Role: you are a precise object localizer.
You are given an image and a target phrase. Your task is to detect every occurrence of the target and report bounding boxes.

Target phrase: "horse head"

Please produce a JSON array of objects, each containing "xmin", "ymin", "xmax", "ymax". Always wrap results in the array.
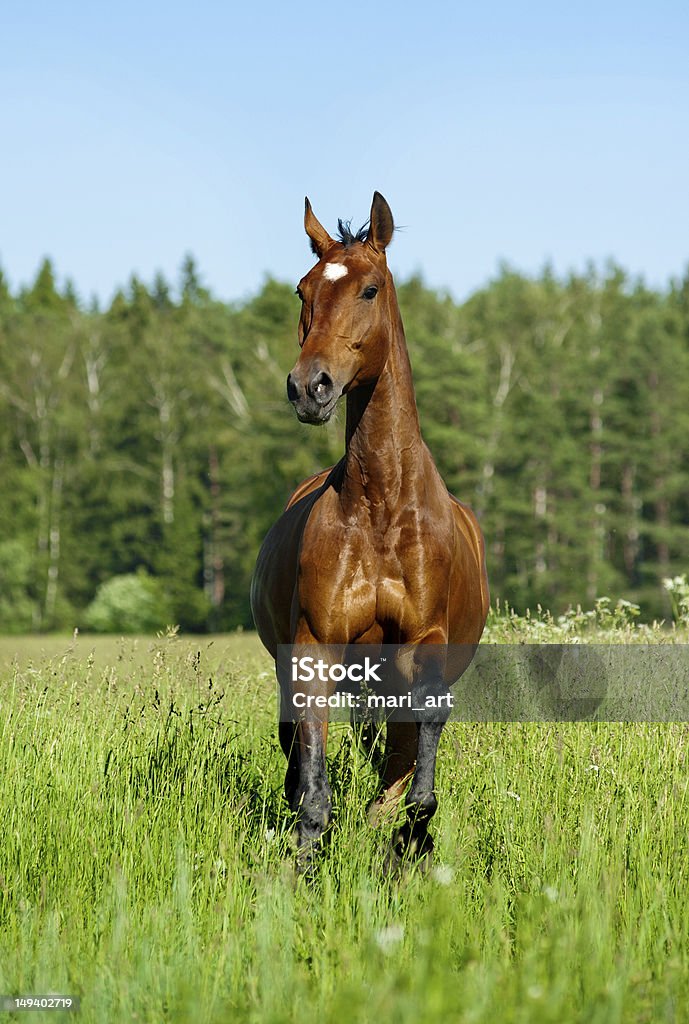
[{"xmin": 287, "ymin": 191, "xmax": 395, "ymax": 424}]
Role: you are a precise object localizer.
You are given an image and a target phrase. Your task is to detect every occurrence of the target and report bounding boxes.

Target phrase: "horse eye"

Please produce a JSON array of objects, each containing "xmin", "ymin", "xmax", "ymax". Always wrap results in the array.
[
  {"xmin": 362, "ymin": 285, "xmax": 378, "ymax": 300},
  {"xmin": 295, "ymin": 287, "xmax": 304, "ymax": 300}
]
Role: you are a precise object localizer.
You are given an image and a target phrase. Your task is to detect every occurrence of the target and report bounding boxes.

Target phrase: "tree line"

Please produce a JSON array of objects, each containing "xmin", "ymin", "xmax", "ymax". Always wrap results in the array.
[{"xmin": 0, "ymin": 255, "xmax": 687, "ymax": 632}]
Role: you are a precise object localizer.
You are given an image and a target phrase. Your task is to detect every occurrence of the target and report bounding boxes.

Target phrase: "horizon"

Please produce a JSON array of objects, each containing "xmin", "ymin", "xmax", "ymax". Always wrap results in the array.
[{"xmin": 4, "ymin": 248, "xmax": 689, "ymax": 311}]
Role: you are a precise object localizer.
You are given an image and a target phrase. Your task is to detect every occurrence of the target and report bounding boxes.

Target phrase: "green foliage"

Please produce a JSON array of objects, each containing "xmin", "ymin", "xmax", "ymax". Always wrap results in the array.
[
  {"xmin": 483, "ymin": 595, "xmax": 660, "ymax": 644},
  {"xmin": 83, "ymin": 570, "xmax": 173, "ymax": 634},
  {"xmin": 0, "ymin": 256, "xmax": 688, "ymax": 632},
  {"xmin": 0, "ymin": 539, "xmax": 35, "ymax": 632},
  {"xmin": 1, "ymin": 633, "xmax": 689, "ymax": 1022}
]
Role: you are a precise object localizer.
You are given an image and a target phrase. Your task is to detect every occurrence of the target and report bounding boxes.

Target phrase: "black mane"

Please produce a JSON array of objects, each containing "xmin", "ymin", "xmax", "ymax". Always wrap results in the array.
[{"xmin": 337, "ymin": 218, "xmax": 369, "ymax": 246}]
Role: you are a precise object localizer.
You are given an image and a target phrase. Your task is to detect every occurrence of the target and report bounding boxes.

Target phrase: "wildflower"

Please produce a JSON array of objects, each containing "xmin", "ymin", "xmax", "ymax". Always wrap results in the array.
[
  {"xmin": 431, "ymin": 865, "xmax": 454, "ymax": 886},
  {"xmin": 375, "ymin": 924, "xmax": 405, "ymax": 954}
]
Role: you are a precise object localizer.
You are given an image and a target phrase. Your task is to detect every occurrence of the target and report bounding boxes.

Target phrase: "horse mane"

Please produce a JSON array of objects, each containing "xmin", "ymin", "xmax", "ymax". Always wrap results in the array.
[{"xmin": 337, "ymin": 219, "xmax": 370, "ymax": 247}]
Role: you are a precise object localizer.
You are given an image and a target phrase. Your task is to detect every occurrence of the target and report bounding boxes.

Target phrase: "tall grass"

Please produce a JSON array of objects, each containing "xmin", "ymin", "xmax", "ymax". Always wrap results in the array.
[{"xmin": 1, "ymin": 628, "xmax": 688, "ymax": 1022}]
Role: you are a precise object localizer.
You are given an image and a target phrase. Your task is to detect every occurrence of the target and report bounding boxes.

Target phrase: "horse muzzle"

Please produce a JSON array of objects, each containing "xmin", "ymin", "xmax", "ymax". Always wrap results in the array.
[{"xmin": 287, "ymin": 369, "xmax": 340, "ymax": 424}]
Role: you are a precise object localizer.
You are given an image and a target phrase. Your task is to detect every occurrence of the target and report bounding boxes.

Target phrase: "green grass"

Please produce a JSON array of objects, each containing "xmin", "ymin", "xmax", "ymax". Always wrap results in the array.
[{"xmin": 1, "ymin": 627, "xmax": 688, "ymax": 1022}]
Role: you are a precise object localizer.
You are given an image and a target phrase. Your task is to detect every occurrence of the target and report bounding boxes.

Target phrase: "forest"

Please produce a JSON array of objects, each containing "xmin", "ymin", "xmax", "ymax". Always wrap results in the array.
[{"xmin": 0, "ymin": 255, "xmax": 687, "ymax": 633}]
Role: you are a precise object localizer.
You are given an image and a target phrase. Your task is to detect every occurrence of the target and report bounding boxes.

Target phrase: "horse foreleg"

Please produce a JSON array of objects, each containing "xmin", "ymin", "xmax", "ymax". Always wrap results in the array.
[
  {"xmin": 389, "ymin": 674, "xmax": 452, "ymax": 867},
  {"xmin": 278, "ymin": 665, "xmax": 331, "ymax": 869},
  {"xmin": 293, "ymin": 716, "xmax": 332, "ymax": 870},
  {"xmin": 286, "ymin": 630, "xmax": 338, "ymax": 868}
]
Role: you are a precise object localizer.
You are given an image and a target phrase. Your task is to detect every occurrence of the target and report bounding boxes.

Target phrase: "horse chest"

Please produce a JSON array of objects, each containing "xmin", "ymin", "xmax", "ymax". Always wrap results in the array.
[{"xmin": 297, "ymin": 509, "xmax": 444, "ymax": 642}]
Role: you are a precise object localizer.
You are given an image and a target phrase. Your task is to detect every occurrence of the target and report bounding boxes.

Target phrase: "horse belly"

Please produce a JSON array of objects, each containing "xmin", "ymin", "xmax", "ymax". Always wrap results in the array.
[{"xmin": 446, "ymin": 502, "xmax": 490, "ymax": 644}]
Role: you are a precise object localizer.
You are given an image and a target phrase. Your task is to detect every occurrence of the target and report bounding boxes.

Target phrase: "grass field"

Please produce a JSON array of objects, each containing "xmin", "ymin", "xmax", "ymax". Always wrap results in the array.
[{"xmin": 1, "ymin": 623, "xmax": 689, "ymax": 1022}]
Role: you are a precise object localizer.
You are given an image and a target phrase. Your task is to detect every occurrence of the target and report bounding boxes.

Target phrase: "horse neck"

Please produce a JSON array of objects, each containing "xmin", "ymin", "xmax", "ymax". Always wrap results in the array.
[{"xmin": 342, "ymin": 278, "xmax": 423, "ymax": 509}]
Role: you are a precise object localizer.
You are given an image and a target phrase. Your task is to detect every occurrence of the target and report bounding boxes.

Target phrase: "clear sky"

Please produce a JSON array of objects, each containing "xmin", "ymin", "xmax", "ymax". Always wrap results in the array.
[{"xmin": 1, "ymin": 0, "xmax": 688, "ymax": 305}]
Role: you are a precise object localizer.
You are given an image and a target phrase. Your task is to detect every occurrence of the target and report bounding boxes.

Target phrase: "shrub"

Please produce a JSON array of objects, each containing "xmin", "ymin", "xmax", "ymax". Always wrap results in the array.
[{"xmin": 83, "ymin": 570, "xmax": 174, "ymax": 634}]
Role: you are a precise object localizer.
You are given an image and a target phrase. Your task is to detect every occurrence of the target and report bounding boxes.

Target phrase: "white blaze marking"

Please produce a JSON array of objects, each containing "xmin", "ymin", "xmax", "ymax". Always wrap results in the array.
[{"xmin": 323, "ymin": 262, "xmax": 348, "ymax": 282}]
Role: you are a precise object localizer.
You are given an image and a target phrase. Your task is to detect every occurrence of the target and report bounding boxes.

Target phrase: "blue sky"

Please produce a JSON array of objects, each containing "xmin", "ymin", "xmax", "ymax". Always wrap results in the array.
[{"xmin": 1, "ymin": 0, "xmax": 688, "ymax": 304}]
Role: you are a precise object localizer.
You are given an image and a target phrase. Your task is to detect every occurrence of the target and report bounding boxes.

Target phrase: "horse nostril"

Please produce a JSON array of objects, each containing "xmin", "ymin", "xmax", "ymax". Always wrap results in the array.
[
  {"xmin": 310, "ymin": 371, "xmax": 334, "ymax": 406},
  {"xmin": 286, "ymin": 373, "xmax": 300, "ymax": 403}
]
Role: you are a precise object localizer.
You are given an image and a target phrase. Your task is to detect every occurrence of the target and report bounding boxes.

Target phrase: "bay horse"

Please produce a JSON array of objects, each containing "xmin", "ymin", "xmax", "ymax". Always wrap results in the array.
[{"xmin": 251, "ymin": 192, "xmax": 489, "ymax": 868}]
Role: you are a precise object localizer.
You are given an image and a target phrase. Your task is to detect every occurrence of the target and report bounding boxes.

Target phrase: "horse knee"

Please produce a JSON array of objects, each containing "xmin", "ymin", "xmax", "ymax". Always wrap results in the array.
[{"xmin": 412, "ymin": 678, "xmax": 453, "ymax": 725}]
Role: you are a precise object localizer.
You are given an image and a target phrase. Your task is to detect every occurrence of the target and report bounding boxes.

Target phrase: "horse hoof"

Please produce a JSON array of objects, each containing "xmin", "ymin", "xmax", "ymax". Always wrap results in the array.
[
  {"xmin": 294, "ymin": 834, "xmax": 326, "ymax": 879},
  {"xmin": 295, "ymin": 854, "xmax": 318, "ymax": 882},
  {"xmin": 384, "ymin": 843, "xmax": 433, "ymax": 879},
  {"xmin": 384, "ymin": 826, "xmax": 434, "ymax": 876}
]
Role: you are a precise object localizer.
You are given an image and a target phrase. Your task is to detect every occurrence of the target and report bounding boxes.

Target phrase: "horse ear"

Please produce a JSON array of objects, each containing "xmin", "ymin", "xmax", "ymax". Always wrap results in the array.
[
  {"xmin": 304, "ymin": 198, "xmax": 333, "ymax": 258},
  {"xmin": 367, "ymin": 191, "xmax": 394, "ymax": 253}
]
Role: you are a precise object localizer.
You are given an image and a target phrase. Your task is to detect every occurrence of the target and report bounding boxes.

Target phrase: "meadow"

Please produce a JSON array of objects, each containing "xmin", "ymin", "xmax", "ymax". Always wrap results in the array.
[{"xmin": 1, "ymin": 611, "xmax": 689, "ymax": 1023}]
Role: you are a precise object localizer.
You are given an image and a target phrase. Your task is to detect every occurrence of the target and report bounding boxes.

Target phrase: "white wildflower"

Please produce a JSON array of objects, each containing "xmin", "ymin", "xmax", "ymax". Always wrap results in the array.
[
  {"xmin": 431, "ymin": 865, "xmax": 454, "ymax": 886},
  {"xmin": 375, "ymin": 924, "xmax": 405, "ymax": 954}
]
